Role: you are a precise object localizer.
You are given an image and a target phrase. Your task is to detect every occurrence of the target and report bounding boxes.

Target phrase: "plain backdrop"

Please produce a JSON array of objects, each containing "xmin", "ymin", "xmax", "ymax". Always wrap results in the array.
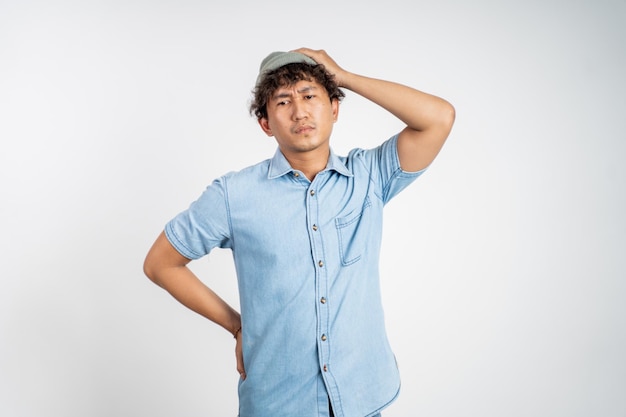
[{"xmin": 1, "ymin": 0, "xmax": 625, "ymax": 416}]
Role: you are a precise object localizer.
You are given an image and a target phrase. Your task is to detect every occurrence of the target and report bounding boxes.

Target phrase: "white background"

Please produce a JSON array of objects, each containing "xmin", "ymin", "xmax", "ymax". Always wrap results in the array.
[{"xmin": 1, "ymin": 0, "xmax": 625, "ymax": 416}]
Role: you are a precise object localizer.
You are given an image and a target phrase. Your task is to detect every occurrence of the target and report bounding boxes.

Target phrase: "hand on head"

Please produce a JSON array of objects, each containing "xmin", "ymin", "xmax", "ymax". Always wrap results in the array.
[{"xmin": 291, "ymin": 48, "xmax": 347, "ymax": 87}]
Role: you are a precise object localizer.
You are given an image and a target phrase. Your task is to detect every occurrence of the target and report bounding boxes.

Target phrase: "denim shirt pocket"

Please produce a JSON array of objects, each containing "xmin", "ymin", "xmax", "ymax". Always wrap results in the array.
[{"xmin": 335, "ymin": 197, "xmax": 372, "ymax": 266}]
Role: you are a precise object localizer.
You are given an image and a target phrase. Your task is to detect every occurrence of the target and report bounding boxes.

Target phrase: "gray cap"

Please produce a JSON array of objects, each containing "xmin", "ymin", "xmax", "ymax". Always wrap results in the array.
[{"xmin": 255, "ymin": 51, "xmax": 317, "ymax": 87}]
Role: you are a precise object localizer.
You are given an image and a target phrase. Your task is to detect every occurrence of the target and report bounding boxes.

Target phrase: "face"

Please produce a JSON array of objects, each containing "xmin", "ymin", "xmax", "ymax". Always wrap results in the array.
[{"xmin": 258, "ymin": 79, "xmax": 339, "ymax": 159}]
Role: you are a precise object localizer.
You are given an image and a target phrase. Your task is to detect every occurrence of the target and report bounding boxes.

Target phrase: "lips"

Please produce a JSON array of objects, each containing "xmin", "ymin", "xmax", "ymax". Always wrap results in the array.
[{"xmin": 295, "ymin": 125, "xmax": 314, "ymax": 134}]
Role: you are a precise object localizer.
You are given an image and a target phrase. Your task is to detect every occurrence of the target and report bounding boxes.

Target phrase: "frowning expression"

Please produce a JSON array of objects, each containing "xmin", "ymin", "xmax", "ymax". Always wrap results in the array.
[{"xmin": 259, "ymin": 79, "xmax": 339, "ymax": 157}]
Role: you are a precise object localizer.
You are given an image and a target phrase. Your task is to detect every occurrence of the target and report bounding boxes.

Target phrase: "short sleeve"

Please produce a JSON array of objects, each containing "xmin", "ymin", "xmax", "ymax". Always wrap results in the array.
[
  {"xmin": 164, "ymin": 177, "xmax": 232, "ymax": 260},
  {"xmin": 356, "ymin": 134, "xmax": 427, "ymax": 204}
]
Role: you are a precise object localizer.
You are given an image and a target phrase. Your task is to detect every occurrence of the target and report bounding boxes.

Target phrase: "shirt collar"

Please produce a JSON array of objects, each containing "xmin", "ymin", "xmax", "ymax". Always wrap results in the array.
[{"xmin": 268, "ymin": 147, "xmax": 353, "ymax": 179}]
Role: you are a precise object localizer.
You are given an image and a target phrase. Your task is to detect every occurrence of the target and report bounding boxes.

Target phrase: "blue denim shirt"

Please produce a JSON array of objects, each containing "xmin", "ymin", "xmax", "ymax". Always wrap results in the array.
[{"xmin": 165, "ymin": 134, "xmax": 424, "ymax": 417}]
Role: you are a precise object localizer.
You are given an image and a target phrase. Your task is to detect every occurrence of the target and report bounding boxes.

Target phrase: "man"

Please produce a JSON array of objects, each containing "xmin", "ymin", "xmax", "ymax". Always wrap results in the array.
[{"xmin": 144, "ymin": 48, "xmax": 454, "ymax": 417}]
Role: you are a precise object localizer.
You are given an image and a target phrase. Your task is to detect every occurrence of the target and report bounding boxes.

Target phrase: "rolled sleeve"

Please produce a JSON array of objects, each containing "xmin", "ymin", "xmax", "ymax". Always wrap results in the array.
[
  {"xmin": 165, "ymin": 177, "xmax": 232, "ymax": 260},
  {"xmin": 356, "ymin": 134, "xmax": 426, "ymax": 204}
]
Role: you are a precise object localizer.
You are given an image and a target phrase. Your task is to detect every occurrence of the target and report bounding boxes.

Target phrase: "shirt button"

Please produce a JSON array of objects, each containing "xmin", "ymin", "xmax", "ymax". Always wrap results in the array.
[
  {"xmin": 294, "ymin": 172, "xmax": 300, "ymax": 177},
  {"xmin": 312, "ymin": 224, "xmax": 318, "ymax": 231},
  {"xmin": 318, "ymin": 260, "xmax": 324, "ymax": 267},
  {"xmin": 320, "ymin": 297, "xmax": 326, "ymax": 304},
  {"xmin": 321, "ymin": 334, "xmax": 327, "ymax": 341},
  {"xmin": 323, "ymin": 364, "xmax": 328, "ymax": 372},
  {"xmin": 310, "ymin": 190, "xmax": 315, "ymax": 196}
]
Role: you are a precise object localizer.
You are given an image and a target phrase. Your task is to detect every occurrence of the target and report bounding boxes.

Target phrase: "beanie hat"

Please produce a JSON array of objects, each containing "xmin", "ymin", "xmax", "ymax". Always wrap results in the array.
[{"xmin": 255, "ymin": 51, "xmax": 317, "ymax": 87}]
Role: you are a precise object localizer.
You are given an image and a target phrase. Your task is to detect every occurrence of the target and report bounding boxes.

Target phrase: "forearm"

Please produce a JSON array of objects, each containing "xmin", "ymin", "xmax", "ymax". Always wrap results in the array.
[
  {"xmin": 151, "ymin": 266, "xmax": 241, "ymax": 336},
  {"xmin": 341, "ymin": 72, "xmax": 454, "ymax": 133},
  {"xmin": 144, "ymin": 231, "xmax": 245, "ymax": 377},
  {"xmin": 293, "ymin": 47, "xmax": 454, "ymax": 135},
  {"xmin": 342, "ymin": 70, "xmax": 454, "ymax": 171},
  {"xmin": 144, "ymin": 232, "xmax": 241, "ymax": 336}
]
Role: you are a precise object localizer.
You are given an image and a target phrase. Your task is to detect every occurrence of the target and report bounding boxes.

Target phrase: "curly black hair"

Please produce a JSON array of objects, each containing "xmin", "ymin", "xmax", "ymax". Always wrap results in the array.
[{"xmin": 249, "ymin": 62, "xmax": 345, "ymax": 120}]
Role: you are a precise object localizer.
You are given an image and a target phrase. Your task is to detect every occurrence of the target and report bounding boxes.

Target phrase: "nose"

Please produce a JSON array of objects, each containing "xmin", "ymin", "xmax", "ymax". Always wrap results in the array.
[{"xmin": 292, "ymin": 98, "xmax": 309, "ymax": 120}]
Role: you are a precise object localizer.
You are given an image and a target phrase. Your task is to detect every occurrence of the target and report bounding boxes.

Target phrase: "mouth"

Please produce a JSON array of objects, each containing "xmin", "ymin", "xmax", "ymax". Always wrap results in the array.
[{"xmin": 294, "ymin": 125, "xmax": 314, "ymax": 134}]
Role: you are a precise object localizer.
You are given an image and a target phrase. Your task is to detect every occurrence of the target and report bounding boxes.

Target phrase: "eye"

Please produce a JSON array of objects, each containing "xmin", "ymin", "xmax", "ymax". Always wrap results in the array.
[{"xmin": 304, "ymin": 95, "xmax": 315, "ymax": 100}]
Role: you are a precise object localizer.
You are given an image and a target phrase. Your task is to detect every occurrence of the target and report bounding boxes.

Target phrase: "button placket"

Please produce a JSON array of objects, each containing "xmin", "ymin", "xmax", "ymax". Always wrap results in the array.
[{"xmin": 306, "ymin": 183, "xmax": 331, "ymax": 377}]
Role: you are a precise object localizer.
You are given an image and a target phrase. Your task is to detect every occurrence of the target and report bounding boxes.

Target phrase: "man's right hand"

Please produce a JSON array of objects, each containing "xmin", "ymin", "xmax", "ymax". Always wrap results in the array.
[{"xmin": 235, "ymin": 328, "xmax": 246, "ymax": 380}]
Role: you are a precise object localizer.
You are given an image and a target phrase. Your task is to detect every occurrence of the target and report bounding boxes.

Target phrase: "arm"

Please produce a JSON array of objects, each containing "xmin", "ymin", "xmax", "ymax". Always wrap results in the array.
[
  {"xmin": 143, "ymin": 231, "xmax": 246, "ymax": 379},
  {"xmin": 294, "ymin": 48, "xmax": 455, "ymax": 172}
]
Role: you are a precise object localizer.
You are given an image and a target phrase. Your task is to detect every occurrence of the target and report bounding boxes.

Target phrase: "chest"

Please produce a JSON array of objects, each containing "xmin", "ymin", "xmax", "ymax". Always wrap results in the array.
[{"xmin": 227, "ymin": 173, "xmax": 382, "ymax": 262}]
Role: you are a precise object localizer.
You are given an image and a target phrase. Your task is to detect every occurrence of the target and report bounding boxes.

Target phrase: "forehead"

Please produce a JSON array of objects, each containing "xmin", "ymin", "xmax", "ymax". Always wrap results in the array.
[{"xmin": 271, "ymin": 80, "xmax": 326, "ymax": 98}]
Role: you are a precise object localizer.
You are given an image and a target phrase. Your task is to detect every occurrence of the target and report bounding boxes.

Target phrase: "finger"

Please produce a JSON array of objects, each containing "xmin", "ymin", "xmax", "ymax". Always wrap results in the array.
[
  {"xmin": 237, "ymin": 363, "xmax": 246, "ymax": 380},
  {"xmin": 291, "ymin": 47, "xmax": 315, "ymax": 54},
  {"xmin": 292, "ymin": 47, "xmax": 324, "ymax": 61},
  {"xmin": 236, "ymin": 337, "xmax": 246, "ymax": 379}
]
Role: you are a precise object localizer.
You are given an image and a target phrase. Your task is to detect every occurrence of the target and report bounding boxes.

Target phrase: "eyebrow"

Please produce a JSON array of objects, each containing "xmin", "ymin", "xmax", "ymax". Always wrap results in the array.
[{"xmin": 272, "ymin": 85, "xmax": 318, "ymax": 100}]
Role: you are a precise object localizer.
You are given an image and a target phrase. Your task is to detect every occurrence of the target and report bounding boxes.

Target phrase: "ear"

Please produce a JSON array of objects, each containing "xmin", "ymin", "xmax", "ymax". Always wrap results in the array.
[
  {"xmin": 331, "ymin": 98, "xmax": 339, "ymax": 123},
  {"xmin": 258, "ymin": 117, "xmax": 273, "ymax": 136}
]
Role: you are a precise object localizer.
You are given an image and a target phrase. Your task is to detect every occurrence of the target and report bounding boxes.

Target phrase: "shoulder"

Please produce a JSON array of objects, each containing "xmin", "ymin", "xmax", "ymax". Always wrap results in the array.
[
  {"xmin": 219, "ymin": 158, "xmax": 272, "ymax": 183},
  {"xmin": 341, "ymin": 134, "xmax": 400, "ymax": 171}
]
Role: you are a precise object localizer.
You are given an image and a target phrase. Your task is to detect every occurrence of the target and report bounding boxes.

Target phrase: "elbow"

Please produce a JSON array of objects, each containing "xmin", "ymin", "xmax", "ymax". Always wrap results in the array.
[
  {"xmin": 432, "ymin": 101, "xmax": 455, "ymax": 143},
  {"xmin": 143, "ymin": 231, "xmax": 190, "ymax": 287},
  {"xmin": 143, "ymin": 254, "xmax": 160, "ymax": 285},
  {"xmin": 442, "ymin": 101, "xmax": 456, "ymax": 133}
]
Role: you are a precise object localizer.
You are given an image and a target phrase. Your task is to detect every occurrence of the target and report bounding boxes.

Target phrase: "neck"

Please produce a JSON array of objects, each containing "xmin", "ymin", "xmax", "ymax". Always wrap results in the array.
[{"xmin": 282, "ymin": 148, "xmax": 330, "ymax": 181}]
